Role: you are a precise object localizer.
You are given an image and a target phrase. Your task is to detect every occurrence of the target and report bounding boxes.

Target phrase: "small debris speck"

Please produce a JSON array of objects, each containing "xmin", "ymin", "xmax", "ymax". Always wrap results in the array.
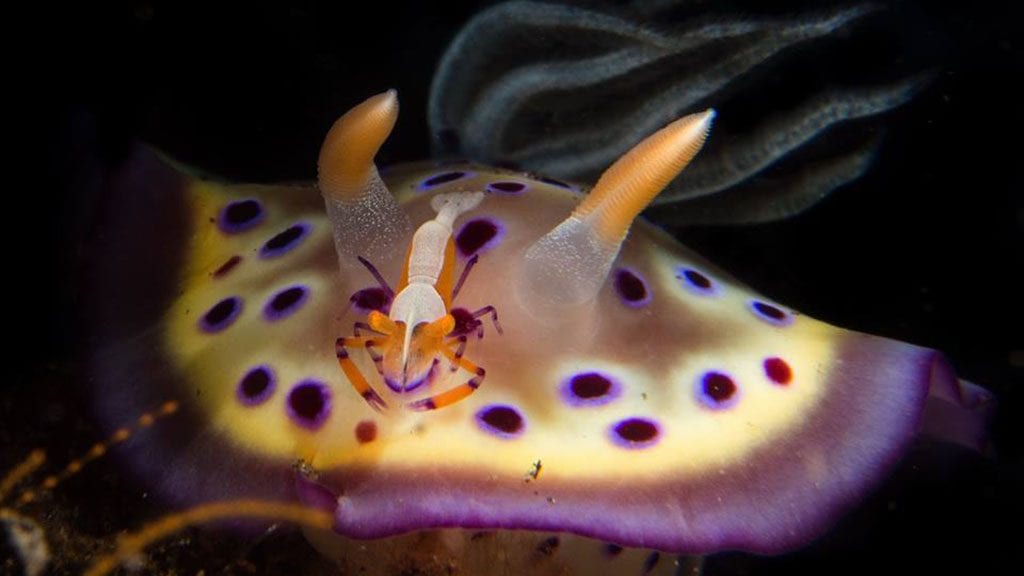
[{"xmin": 523, "ymin": 459, "xmax": 542, "ymax": 482}]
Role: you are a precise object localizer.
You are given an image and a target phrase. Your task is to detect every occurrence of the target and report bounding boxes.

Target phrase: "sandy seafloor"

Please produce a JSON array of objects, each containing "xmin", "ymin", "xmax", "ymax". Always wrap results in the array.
[{"xmin": 4, "ymin": 0, "xmax": 1021, "ymax": 574}]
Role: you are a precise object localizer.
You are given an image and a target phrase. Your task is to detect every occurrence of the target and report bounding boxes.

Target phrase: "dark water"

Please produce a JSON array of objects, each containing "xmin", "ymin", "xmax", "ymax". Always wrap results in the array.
[{"xmin": 7, "ymin": 0, "xmax": 1021, "ymax": 574}]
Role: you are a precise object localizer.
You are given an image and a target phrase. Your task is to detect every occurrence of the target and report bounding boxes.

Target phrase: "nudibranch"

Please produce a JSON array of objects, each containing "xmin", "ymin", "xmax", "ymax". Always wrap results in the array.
[{"xmin": 87, "ymin": 90, "xmax": 991, "ymax": 574}]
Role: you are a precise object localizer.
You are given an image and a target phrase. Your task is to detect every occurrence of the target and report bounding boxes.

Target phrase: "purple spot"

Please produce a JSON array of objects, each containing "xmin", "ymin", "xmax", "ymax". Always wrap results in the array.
[
  {"xmin": 455, "ymin": 218, "xmax": 503, "ymax": 257},
  {"xmin": 260, "ymin": 222, "xmax": 310, "ymax": 259},
  {"xmin": 677, "ymin": 266, "xmax": 718, "ymax": 296},
  {"xmin": 536, "ymin": 536, "xmax": 560, "ymax": 555},
  {"xmin": 236, "ymin": 365, "xmax": 275, "ymax": 406},
  {"xmin": 476, "ymin": 404, "xmax": 525, "ymax": 439},
  {"xmin": 697, "ymin": 371, "xmax": 739, "ymax": 409},
  {"xmin": 418, "ymin": 171, "xmax": 470, "ymax": 190},
  {"xmin": 351, "ymin": 287, "xmax": 392, "ymax": 314},
  {"xmin": 212, "ymin": 255, "xmax": 242, "ymax": 278},
  {"xmin": 613, "ymin": 268, "xmax": 650, "ymax": 307},
  {"xmin": 199, "ymin": 296, "xmax": 242, "ymax": 333},
  {"xmin": 642, "ymin": 552, "xmax": 660, "ymax": 574},
  {"xmin": 263, "ymin": 285, "xmax": 309, "ymax": 321},
  {"xmin": 287, "ymin": 380, "xmax": 331, "ymax": 430},
  {"xmin": 218, "ymin": 198, "xmax": 264, "ymax": 233},
  {"xmin": 539, "ymin": 176, "xmax": 571, "ymax": 189},
  {"xmin": 560, "ymin": 372, "xmax": 621, "ymax": 407},
  {"xmin": 603, "ymin": 543, "xmax": 624, "ymax": 557},
  {"xmin": 749, "ymin": 300, "xmax": 794, "ymax": 327},
  {"xmin": 764, "ymin": 357, "xmax": 793, "ymax": 385},
  {"xmin": 610, "ymin": 418, "xmax": 660, "ymax": 448},
  {"xmin": 486, "ymin": 181, "xmax": 526, "ymax": 194}
]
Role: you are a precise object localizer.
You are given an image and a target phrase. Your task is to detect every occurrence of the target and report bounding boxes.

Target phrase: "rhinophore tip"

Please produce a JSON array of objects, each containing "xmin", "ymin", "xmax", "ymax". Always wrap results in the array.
[
  {"xmin": 317, "ymin": 90, "xmax": 411, "ymax": 271},
  {"xmin": 318, "ymin": 89, "xmax": 399, "ymax": 199},
  {"xmin": 577, "ymin": 109, "xmax": 715, "ymax": 244},
  {"xmin": 518, "ymin": 109, "xmax": 715, "ymax": 313}
]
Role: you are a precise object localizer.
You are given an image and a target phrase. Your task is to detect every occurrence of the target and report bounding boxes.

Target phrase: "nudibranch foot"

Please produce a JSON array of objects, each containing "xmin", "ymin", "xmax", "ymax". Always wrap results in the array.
[
  {"xmin": 300, "ymin": 530, "xmax": 695, "ymax": 576},
  {"xmin": 295, "ymin": 471, "xmax": 697, "ymax": 576}
]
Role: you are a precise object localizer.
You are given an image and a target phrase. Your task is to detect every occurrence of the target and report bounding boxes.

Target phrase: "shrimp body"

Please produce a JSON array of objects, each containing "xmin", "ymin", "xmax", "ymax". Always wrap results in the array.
[{"xmin": 336, "ymin": 192, "xmax": 494, "ymax": 411}]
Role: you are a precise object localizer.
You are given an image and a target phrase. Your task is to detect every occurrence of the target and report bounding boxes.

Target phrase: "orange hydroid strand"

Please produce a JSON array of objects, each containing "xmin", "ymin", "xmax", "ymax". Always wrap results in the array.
[
  {"xmin": 82, "ymin": 500, "xmax": 334, "ymax": 576},
  {"xmin": 15, "ymin": 401, "xmax": 179, "ymax": 506},
  {"xmin": 317, "ymin": 89, "xmax": 399, "ymax": 199},
  {"xmin": 575, "ymin": 109, "xmax": 715, "ymax": 244},
  {"xmin": 0, "ymin": 450, "xmax": 45, "ymax": 503}
]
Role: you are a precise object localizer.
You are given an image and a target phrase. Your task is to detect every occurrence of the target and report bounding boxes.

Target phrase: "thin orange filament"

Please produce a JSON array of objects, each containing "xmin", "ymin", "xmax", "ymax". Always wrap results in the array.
[
  {"xmin": 0, "ymin": 450, "xmax": 45, "ymax": 504},
  {"xmin": 15, "ymin": 401, "xmax": 179, "ymax": 506},
  {"xmin": 83, "ymin": 499, "xmax": 334, "ymax": 576}
]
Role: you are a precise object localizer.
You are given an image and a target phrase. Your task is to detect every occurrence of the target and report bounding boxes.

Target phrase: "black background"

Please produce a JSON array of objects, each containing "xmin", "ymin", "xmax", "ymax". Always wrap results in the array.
[{"xmin": 6, "ymin": 0, "xmax": 1021, "ymax": 574}]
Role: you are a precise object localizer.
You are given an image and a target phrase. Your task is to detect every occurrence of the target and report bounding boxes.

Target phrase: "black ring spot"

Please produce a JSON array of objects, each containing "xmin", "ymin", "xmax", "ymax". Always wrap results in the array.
[
  {"xmin": 614, "ymin": 268, "xmax": 649, "ymax": 305},
  {"xmin": 260, "ymin": 223, "xmax": 309, "ymax": 258},
  {"xmin": 477, "ymin": 405, "xmax": 525, "ymax": 438},
  {"xmin": 287, "ymin": 381, "xmax": 330, "ymax": 429},
  {"xmin": 683, "ymin": 269, "xmax": 711, "ymax": 289},
  {"xmin": 422, "ymin": 171, "xmax": 466, "ymax": 187},
  {"xmin": 753, "ymin": 301, "xmax": 786, "ymax": 320},
  {"xmin": 456, "ymin": 218, "xmax": 500, "ymax": 256},
  {"xmin": 219, "ymin": 199, "xmax": 264, "ymax": 233},
  {"xmin": 487, "ymin": 181, "xmax": 526, "ymax": 193},
  {"xmin": 237, "ymin": 366, "xmax": 274, "ymax": 405},
  {"xmin": 539, "ymin": 176, "xmax": 571, "ymax": 188},
  {"xmin": 703, "ymin": 372, "xmax": 736, "ymax": 402},
  {"xmin": 612, "ymin": 418, "xmax": 660, "ymax": 446},
  {"xmin": 199, "ymin": 296, "xmax": 242, "ymax": 333},
  {"xmin": 570, "ymin": 373, "xmax": 613, "ymax": 399},
  {"xmin": 264, "ymin": 285, "xmax": 309, "ymax": 321}
]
